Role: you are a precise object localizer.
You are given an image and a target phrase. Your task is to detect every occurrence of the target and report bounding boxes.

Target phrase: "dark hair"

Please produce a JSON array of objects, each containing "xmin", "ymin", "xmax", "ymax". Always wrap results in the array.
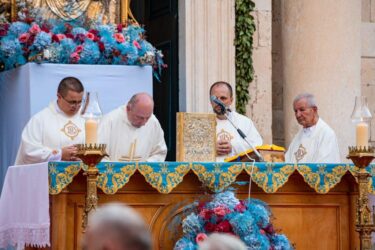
[
  {"xmin": 209, "ymin": 81, "xmax": 233, "ymax": 97},
  {"xmin": 57, "ymin": 77, "xmax": 84, "ymax": 97}
]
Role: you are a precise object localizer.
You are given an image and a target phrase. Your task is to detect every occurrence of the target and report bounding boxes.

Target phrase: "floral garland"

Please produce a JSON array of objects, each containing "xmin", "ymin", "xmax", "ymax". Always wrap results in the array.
[
  {"xmin": 0, "ymin": 4, "xmax": 166, "ymax": 80},
  {"xmin": 174, "ymin": 191, "xmax": 293, "ymax": 250}
]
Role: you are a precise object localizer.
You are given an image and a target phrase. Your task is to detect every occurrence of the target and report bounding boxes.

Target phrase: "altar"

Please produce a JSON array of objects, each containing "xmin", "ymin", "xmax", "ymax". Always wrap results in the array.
[{"xmin": 45, "ymin": 162, "xmax": 367, "ymax": 249}]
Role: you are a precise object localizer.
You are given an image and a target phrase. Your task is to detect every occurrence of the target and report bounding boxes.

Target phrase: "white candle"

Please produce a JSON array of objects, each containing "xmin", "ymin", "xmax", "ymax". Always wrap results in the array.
[
  {"xmin": 85, "ymin": 119, "xmax": 98, "ymax": 144},
  {"xmin": 356, "ymin": 122, "xmax": 369, "ymax": 148}
]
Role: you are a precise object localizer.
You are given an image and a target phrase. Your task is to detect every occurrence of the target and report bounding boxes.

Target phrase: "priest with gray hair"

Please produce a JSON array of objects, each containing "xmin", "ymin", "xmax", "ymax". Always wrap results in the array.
[{"xmin": 285, "ymin": 93, "xmax": 340, "ymax": 163}]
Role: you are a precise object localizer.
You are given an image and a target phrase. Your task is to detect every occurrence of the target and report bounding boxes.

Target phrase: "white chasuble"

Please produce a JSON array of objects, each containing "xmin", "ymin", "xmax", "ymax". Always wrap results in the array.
[
  {"xmin": 15, "ymin": 102, "xmax": 85, "ymax": 165},
  {"xmin": 285, "ymin": 118, "xmax": 341, "ymax": 163},
  {"xmin": 216, "ymin": 111, "xmax": 263, "ymax": 162},
  {"xmin": 98, "ymin": 106, "xmax": 167, "ymax": 162}
]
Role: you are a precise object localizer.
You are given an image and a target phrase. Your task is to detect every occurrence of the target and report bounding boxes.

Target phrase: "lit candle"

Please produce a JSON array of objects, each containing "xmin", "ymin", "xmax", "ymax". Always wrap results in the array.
[
  {"xmin": 85, "ymin": 119, "xmax": 98, "ymax": 144},
  {"xmin": 356, "ymin": 122, "xmax": 369, "ymax": 148}
]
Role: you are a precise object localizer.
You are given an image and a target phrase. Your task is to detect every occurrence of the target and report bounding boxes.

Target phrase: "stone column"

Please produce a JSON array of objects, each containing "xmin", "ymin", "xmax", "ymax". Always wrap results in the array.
[
  {"xmin": 247, "ymin": 0, "xmax": 273, "ymax": 144},
  {"xmin": 178, "ymin": 0, "xmax": 235, "ymax": 112},
  {"xmin": 281, "ymin": 0, "xmax": 361, "ymax": 161}
]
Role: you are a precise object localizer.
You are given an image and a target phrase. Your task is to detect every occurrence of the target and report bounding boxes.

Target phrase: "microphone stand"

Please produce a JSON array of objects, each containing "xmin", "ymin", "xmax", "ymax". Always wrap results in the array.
[{"xmin": 223, "ymin": 110, "xmax": 264, "ymax": 162}]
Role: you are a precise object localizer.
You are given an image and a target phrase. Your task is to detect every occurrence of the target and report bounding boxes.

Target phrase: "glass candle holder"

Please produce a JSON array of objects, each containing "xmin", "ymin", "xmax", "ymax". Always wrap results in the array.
[
  {"xmin": 81, "ymin": 92, "xmax": 102, "ymax": 144},
  {"xmin": 351, "ymin": 96, "xmax": 372, "ymax": 148}
]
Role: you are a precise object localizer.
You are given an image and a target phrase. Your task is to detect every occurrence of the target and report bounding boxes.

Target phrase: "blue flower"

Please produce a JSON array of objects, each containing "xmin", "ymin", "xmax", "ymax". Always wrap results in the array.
[
  {"xmin": 182, "ymin": 213, "xmax": 203, "ymax": 238},
  {"xmin": 79, "ymin": 40, "xmax": 100, "ymax": 64},
  {"xmin": 72, "ymin": 27, "xmax": 87, "ymax": 36},
  {"xmin": 174, "ymin": 237, "xmax": 197, "ymax": 250},
  {"xmin": 8, "ymin": 22, "xmax": 30, "ymax": 37},
  {"xmin": 31, "ymin": 31, "xmax": 52, "ymax": 51}
]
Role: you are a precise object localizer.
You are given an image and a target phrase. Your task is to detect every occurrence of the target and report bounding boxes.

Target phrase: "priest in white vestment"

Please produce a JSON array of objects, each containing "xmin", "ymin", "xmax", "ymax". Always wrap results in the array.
[
  {"xmin": 210, "ymin": 81, "xmax": 263, "ymax": 162},
  {"xmin": 285, "ymin": 93, "xmax": 340, "ymax": 163},
  {"xmin": 15, "ymin": 77, "xmax": 85, "ymax": 165},
  {"xmin": 99, "ymin": 93, "xmax": 167, "ymax": 162}
]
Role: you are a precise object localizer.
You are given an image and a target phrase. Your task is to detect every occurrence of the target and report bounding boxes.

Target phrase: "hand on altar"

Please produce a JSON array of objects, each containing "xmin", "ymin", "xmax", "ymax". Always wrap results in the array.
[
  {"xmin": 216, "ymin": 139, "xmax": 232, "ymax": 156},
  {"xmin": 62, "ymin": 145, "xmax": 79, "ymax": 161}
]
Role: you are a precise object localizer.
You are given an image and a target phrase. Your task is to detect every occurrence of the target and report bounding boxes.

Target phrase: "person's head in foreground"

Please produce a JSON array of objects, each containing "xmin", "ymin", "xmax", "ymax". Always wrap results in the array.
[
  {"xmin": 198, "ymin": 233, "xmax": 247, "ymax": 250},
  {"xmin": 81, "ymin": 203, "xmax": 152, "ymax": 250}
]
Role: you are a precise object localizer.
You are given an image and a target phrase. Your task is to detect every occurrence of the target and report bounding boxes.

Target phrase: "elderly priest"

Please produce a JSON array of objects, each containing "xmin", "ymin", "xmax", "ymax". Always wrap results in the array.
[
  {"xmin": 285, "ymin": 93, "xmax": 340, "ymax": 163},
  {"xmin": 99, "ymin": 93, "xmax": 167, "ymax": 162},
  {"xmin": 15, "ymin": 77, "xmax": 85, "ymax": 165}
]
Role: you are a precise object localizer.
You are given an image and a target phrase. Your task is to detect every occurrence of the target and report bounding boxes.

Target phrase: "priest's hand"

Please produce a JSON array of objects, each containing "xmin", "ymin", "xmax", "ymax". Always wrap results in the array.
[
  {"xmin": 61, "ymin": 145, "xmax": 79, "ymax": 161},
  {"xmin": 216, "ymin": 139, "xmax": 232, "ymax": 155}
]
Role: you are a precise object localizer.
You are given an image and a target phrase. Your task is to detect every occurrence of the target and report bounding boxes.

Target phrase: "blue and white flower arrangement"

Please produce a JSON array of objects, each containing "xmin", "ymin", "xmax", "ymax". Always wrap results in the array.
[
  {"xmin": 174, "ymin": 191, "xmax": 294, "ymax": 250},
  {"xmin": 0, "ymin": 6, "xmax": 166, "ymax": 79}
]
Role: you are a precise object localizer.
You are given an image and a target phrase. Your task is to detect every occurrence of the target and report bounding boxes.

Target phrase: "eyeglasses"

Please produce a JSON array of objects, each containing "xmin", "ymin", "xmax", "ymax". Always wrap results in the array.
[{"xmin": 60, "ymin": 94, "xmax": 82, "ymax": 106}]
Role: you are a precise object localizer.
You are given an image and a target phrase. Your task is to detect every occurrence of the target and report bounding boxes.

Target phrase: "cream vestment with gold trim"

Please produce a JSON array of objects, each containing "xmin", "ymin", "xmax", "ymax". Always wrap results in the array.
[{"xmin": 15, "ymin": 102, "xmax": 85, "ymax": 165}]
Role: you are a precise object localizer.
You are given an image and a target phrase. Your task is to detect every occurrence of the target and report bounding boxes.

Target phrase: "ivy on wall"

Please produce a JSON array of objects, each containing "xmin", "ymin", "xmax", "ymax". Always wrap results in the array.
[{"xmin": 235, "ymin": 0, "xmax": 256, "ymax": 114}]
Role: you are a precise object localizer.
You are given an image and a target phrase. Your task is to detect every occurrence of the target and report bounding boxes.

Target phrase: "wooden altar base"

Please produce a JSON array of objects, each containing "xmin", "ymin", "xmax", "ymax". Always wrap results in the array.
[{"xmin": 47, "ymin": 170, "xmax": 359, "ymax": 249}]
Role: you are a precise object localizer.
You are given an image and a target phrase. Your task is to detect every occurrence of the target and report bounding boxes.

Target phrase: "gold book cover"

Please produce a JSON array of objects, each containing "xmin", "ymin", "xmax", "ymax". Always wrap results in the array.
[{"xmin": 176, "ymin": 112, "xmax": 216, "ymax": 162}]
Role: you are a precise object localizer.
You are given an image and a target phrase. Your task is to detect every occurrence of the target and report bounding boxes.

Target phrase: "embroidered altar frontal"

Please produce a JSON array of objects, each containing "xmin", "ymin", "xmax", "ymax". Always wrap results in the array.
[{"xmin": 49, "ymin": 161, "xmax": 375, "ymax": 194}]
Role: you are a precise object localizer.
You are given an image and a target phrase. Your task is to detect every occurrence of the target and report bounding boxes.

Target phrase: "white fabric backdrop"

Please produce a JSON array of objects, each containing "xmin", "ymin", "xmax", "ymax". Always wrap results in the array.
[{"xmin": 0, "ymin": 63, "xmax": 152, "ymax": 192}]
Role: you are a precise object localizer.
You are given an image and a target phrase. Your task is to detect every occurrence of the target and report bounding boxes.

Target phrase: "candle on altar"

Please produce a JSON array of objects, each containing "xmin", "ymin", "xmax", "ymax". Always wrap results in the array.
[
  {"xmin": 356, "ymin": 121, "xmax": 369, "ymax": 148},
  {"xmin": 85, "ymin": 119, "xmax": 98, "ymax": 144}
]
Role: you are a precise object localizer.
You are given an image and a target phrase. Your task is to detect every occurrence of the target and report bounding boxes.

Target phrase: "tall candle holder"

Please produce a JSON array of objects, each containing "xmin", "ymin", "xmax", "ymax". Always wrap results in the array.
[
  {"xmin": 347, "ymin": 147, "xmax": 375, "ymax": 250},
  {"xmin": 78, "ymin": 91, "xmax": 106, "ymax": 230},
  {"xmin": 76, "ymin": 143, "xmax": 107, "ymax": 230},
  {"xmin": 348, "ymin": 96, "xmax": 375, "ymax": 249}
]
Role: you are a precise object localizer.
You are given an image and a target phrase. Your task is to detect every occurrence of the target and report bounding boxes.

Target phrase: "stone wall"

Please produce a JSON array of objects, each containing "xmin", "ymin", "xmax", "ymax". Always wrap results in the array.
[
  {"xmin": 247, "ymin": 0, "xmax": 273, "ymax": 144},
  {"xmin": 361, "ymin": 0, "xmax": 375, "ymax": 145}
]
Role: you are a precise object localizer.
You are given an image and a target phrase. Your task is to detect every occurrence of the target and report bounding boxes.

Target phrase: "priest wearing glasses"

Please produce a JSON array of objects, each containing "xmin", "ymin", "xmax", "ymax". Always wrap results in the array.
[{"xmin": 15, "ymin": 77, "xmax": 85, "ymax": 165}]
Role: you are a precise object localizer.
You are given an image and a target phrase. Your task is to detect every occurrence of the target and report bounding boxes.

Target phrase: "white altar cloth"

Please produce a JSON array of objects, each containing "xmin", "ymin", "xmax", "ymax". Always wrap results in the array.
[{"xmin": 0, "ymin": 162, "xmax": 50, "ymax": 248}]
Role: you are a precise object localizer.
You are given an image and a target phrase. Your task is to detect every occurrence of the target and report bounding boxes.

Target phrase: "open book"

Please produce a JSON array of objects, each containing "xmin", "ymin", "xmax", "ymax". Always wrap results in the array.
[{"xmin": 224, "ymin": 144, "xmax": 285, "ymax": 162}]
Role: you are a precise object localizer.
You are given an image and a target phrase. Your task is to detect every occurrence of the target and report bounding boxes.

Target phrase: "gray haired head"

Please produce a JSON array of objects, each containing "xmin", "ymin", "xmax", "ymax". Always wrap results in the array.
[
  {"xmin": 293, "ymin": 93, "xmax": 317, "ymax": 108},
  {"xmin": 198, "ymin": 233, "xmax": 247, "ymax": 250},
  {"xmin": 83, "ymin": 203, "xmax": 152, "ymax": 250}
]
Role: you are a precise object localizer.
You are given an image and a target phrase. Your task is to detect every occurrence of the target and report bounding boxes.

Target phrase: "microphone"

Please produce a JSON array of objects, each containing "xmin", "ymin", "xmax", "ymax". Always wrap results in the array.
[{"xmin": 210, "ymin": 96, "xmax": 230, "ymax": 114}]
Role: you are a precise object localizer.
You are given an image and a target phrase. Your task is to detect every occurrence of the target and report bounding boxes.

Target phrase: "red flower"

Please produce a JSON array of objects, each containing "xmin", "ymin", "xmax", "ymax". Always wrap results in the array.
[
  {"xmin": 24, "ymin": 17, "xmax": 34, "ymax": 24},
  {"xmin": 260, "ymin": 229, "xmax": 266, "ymax": 235},
  {"xmin": 113, "ymin": 49, "xmax": 120, "ymax": 57},
  {"xmin": 264, "ymin": 224, "xmax": 275, "ymax": 234},
  {"xmin": 204, "ymin": 222, "xmax": 216, "ymax": 233},
  {"xmin": 197, "ymin": 201, "xmax": 206, "ymax": 211},
  {"xmin": 199, "ymin": 209, "xmax": 213, "ymax": 220},
  {"xmin": 18, "ymin": 33, "xmax": 30, "ymax": 43},
  {"xmin": 98, "ymin": 41, "xmax": 105, "ymax": 52},
  {"xmin": 234, "ymin": 202, "xmax": 246, "ymax": 213},
  {"xmin": 26, "ymin": 35, "xmax": 35, "ymax": 46},
  {"xmin": 52, "ymin": 34, "xmax": 59, "ymax": 43},
  {"xmin": 75, "ymin": 34, "xmax": 86, "ymax": 43},
  {"xmin": 64, "ymin": 23, "xmax": 73, "ymax": 33},
  {"xmin": 117, "ymin": 24, "xmax": 123, "ymax": 33},
  {"xmin": 215, "ymin": 220, "xmax": 233, "ymax": 233},
  {"xmin": 133, "ymin": 40, "xmax": 141, "ymax": 49},
  {"xmin": 114, "ymin": 33, "xmax": 125, "ymax": 43},
  {"xmin": 213, "ymin": 206, "xmax": 230, "ymax": 217},
  {"xmin": 41, "ymin": 24, "xmax": 50, "ymax": 33},
  {"xmin": 88, "ymin": 29, "xmax": 99, "ymax": 36},
  {"xmin": 0, "ymin": 24, "xmax": 9, "ymax": 37},
  {"xmin": 70, "ymin": 52, "xmax": 80, "ymax": 63},
  {"xmin": 195, "ymin": 233, "xmax": 208, "ymax": 243},
  {"xmin": 29, "ymin": 24, "xmax": 41, "ymax": 35},
  {"xmin": 75, "ymin": 45, "xmax": 84, "ymax": 53},
  {"xmin": 86, "ymin": 32, "xmax": 95, "ymax": 40},
  {"xmin": 65, "ymin": 33, "xmax": 74, "ymax": 39}
]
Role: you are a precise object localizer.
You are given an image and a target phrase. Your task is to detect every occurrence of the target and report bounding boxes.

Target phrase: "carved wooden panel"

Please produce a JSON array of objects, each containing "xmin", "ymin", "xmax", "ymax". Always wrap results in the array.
[{"xmin": 48, "ymin": 172, "xmax": 359, "ymax": 250}]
